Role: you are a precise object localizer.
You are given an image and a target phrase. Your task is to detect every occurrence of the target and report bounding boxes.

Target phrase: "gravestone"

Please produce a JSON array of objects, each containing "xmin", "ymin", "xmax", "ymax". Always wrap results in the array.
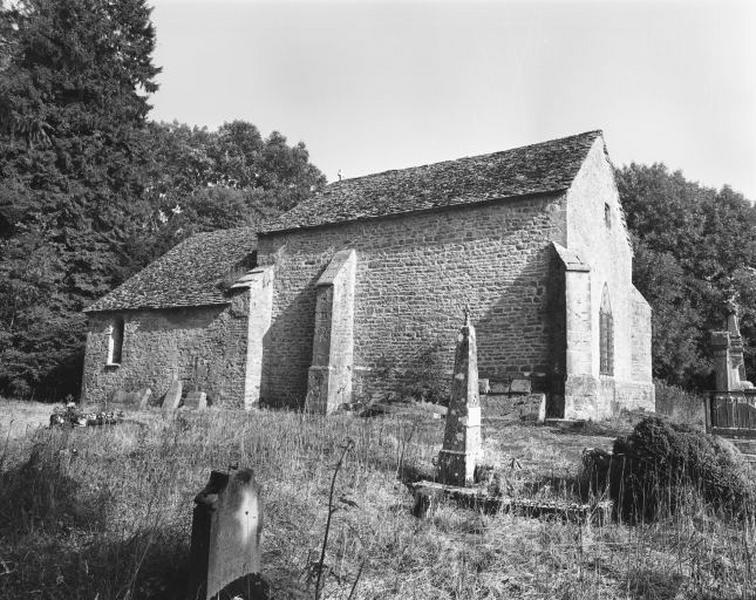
[
  {"xmin": 162, "ymin": 378, "xmax": 183, "ymax": 412},
  {"xmin": 184, "ymin": 391, "xmax": 208, "ymax": 411},
  {"xmin": 437, "ymin": 311, "xmax": 481, "ymax": 487},
  {"xmin": 189, "ymin": 469, "xmax": 265, "ymax": 600},
  {"xmin": 136, "ymin": 387, "xmax": 152, "ymax": 409}
]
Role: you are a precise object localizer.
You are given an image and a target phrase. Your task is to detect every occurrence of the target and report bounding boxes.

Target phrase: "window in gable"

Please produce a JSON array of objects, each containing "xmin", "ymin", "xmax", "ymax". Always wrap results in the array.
[
  {"xmin": 107, "ymin": 317, "xmax": 125, "ymax": 365},
  {"xmin": 599, "ymin": 285, "xmax": 614, "ymax": 376}
]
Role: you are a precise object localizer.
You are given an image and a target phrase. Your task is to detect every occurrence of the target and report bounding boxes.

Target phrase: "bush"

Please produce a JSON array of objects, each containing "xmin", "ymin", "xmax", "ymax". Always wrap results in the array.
[{"xmin": 580, "ymin": 416, "xmax": 754, "ymax": 522}]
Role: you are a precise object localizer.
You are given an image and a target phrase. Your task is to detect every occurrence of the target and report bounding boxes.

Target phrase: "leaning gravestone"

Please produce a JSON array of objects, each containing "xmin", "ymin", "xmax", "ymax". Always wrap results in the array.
[
  {"xmin": 162, "ymin": 378, "xmax": 182, "ymax": 412},
  {"xmin": 184, "ymin": 391, "xmax": 208, "ymax": 411},
  {"xmin": 437, "ymin": 310, "xmax": 481, "ymax": 487},
  {"xmin": 189, "ymin": 469, "xmax": 265, "ymax": 600}
]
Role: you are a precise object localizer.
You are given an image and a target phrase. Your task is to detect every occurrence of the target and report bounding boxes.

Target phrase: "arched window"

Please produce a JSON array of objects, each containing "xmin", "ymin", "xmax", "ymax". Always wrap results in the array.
[
  {"xmin": 599, "ymin": 285, "xmax": 614, "ymax": 376},
  {"xmin": 107, "ymin": 317, "xmax": 125, "ymax": 365}
]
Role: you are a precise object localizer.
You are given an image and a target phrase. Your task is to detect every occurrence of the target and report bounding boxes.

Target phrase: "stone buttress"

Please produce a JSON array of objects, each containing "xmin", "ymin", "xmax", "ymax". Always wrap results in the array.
[{"xmin": 305, "ymin": 249, "xmax": 357, "ymax": 414}]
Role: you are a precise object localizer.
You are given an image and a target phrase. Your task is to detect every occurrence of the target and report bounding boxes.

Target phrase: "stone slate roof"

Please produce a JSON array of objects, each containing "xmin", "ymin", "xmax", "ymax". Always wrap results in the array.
[
  {"xmin": 84, "ymin": 227, "xmax": 257, "ymax": 312},
  {"xmin": 261, "ymin": 130, "xmax": 602, "ymax": 234}
]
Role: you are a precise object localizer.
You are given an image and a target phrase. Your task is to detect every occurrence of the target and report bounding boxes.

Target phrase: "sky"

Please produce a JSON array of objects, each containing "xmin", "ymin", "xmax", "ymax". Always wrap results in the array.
[{"xmin": 148, "ymin": 0, "xmax": 756, "ymax": 200}]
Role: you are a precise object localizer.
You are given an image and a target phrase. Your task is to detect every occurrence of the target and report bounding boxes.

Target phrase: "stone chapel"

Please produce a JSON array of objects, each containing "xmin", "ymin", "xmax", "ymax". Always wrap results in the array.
[{"xmin": 82, "ymin": 130, "xmax": 654, "ymax": 420}]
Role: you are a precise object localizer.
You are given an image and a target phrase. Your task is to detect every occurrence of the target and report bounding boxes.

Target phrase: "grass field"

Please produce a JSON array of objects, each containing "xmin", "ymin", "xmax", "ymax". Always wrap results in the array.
[{"xmin": 0, "ymin": 400, "xmax": 753, "ymax": 599}]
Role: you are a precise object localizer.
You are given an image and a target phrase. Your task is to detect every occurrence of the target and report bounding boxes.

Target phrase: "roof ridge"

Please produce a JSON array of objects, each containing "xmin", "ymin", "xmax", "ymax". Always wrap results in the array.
[
  {"xmin": 261, "ymin": 129, "xmax": 604, "ymax": 234},
  {"xmin": 329, "ymin": 130, "xmax": 603, "ymax": 187}
]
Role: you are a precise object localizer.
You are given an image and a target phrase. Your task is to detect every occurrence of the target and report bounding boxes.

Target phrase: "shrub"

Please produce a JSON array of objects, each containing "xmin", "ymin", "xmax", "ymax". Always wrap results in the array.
[{"xmin": 580, "ymin": 416, "xmax": 754, "ymax": 522}]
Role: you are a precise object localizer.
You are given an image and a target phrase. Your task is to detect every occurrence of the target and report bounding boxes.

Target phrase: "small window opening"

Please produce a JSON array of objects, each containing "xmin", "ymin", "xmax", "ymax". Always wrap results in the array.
[
  {"xmin": 604, "ymin": 203, "xmax": 612, "ymax": 229},
  {"xmin": 599, "ymin": 285, "xmax": 614, "ymax": 376},
  {"xmin": 108, "ymin": 317, "xmax": 125, "ymax": 365}
]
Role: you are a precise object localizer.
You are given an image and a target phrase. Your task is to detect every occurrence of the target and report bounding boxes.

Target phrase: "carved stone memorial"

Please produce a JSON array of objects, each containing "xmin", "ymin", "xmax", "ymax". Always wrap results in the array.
[
  {"xmin": 437, "ymin": 311, "xmax": 482, "ymax": 487},
  {"xmin": 712, "ymin": 305, "xmax": 754, "ymax": 391}
]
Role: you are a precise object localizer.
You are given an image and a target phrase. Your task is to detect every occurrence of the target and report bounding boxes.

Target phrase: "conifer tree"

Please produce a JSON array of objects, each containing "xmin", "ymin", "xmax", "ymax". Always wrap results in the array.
[{"xmin": 0, "ymin": 0, "xmax": 160, "ymax": 398}]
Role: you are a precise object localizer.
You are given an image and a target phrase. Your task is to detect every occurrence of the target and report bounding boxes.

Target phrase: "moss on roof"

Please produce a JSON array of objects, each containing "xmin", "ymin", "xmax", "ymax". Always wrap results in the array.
[
  {"xmin": 261, "ymin": 130, "xmax": 602, "ymax": 234},
  {"xmin": 84, "ymin": 227, "xmax": 257, "ymax": 312}
]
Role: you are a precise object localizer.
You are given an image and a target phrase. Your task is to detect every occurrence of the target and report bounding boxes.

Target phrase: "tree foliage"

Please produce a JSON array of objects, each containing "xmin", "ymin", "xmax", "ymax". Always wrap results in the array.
[
  {"xmin": 0, "ymin": 0, "xmax": 324, "ymax": 400},
  {"xmin": 618, "ymin": 163, "xmax": 756, "ymax": 389}
]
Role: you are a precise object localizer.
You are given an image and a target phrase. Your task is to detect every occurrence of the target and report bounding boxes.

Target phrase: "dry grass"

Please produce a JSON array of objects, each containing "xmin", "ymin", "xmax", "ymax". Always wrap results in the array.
[
  {"xmin": 0, "ymin": 404, "xmax": 753, "ymax": 599},
  {"xmin": 0, "ymin": 398, "xmax": 54, "ymax": 442}
]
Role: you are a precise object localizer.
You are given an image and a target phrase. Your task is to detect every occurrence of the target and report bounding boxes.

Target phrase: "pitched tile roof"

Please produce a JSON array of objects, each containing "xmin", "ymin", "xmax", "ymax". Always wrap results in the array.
[
  {"xmin": 85, "ymin": 227, "xmax": 257, "ymax": 312},
  {"xmin": 261, "ymin": 130, "xmax": 603, "ymax": 234}
]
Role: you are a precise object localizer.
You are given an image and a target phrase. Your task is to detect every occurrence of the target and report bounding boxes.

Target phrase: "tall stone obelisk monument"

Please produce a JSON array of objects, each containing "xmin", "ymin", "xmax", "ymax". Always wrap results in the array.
[{"xmin": 437, "ymin": 310, "xmax": 481, "ymax": 487}]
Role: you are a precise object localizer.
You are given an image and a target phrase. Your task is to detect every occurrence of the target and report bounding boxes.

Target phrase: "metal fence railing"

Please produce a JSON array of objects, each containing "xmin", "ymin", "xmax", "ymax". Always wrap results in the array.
[{"xmin": 705, "ymin": 389, "xmax": 756, "ymax": 438}]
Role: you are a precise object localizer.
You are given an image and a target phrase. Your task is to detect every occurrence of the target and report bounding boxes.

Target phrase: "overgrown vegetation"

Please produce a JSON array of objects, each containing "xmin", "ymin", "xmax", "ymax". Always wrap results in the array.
[
  {"xmin": 1, "ymin": 407, "xmax": 754, "ymax": 599},
  {"xmin": 0, "ymin": 0, "xmax": 325, "ymax": 401},
  {"xmin": 654, "ymin": 379, "xmax": 706, "ymax": 426},
  {"xmin": 581, "ymin": 416, "xmax": 754, "ymax": 524},
  {"xmin": 618, "ymin": 164, "xmax": 756, "ymax": 390}
]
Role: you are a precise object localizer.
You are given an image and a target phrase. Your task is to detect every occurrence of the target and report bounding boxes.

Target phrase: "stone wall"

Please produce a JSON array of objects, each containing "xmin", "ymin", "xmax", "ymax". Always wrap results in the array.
[
  {"xmin": 564, "ymin": 137, "xmax": 654, "ymax": 416},
  {"xmin": 630, "ymin": 286, "xmax": 653, "ymax": 383},
  {"xmin": 82, "ymin": 290, "xmax": 251, "ymax": 407},
  {"xmin": 257, "ymin": 195, "xmax": 568, "ymax": 408}
]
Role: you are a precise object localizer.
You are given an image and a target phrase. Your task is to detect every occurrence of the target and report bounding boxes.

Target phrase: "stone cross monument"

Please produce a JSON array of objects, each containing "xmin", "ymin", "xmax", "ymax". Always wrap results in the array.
[
  {"xmin": 437, "ymin": 309, "xmax": 482, "ymax": 487},
  {"xmin": 712, "ymin": 304, "xmax": 753, "ymax": 391}
]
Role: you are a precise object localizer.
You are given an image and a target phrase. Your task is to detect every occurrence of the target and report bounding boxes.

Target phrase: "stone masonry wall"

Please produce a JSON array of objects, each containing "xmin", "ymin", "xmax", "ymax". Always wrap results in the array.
[
  {"xmin": 82, "ymin": 291, "xmax": 250, "ymax": 407},
  {"xmin": 565, "ymin": 137, "xmax": 654, "ymax": 416},
  {"xmin": 257, "ymin": 195, "xmax": 568, "ymax": 408},
  {"xmin": 630, "ymin": 286, "xmax": 653, "ymax": 383}
]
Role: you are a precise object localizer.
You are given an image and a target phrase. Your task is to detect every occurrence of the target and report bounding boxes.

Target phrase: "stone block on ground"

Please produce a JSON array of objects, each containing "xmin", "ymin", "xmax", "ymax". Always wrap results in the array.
[
  {"xmin": 489, "ymin": 381, "xmax": 509, "ymax": 395},
  {"xmin": 184, "ymin": 391, "xmax": 207, "ymax": 410},
  {"xmin": 410, "ymin": 480, "xmax": 612, "ymax": 525},
  {"xmin": 481, "ymin": 393, "xmax": 548, "ymax": 421},
  {"xmin": 510, "ymin": 378, "xmax": 532, "ymax": 394},
  {"xmin": 189, "ymin": 469, "xmax": 264, "ymax": 600}
]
